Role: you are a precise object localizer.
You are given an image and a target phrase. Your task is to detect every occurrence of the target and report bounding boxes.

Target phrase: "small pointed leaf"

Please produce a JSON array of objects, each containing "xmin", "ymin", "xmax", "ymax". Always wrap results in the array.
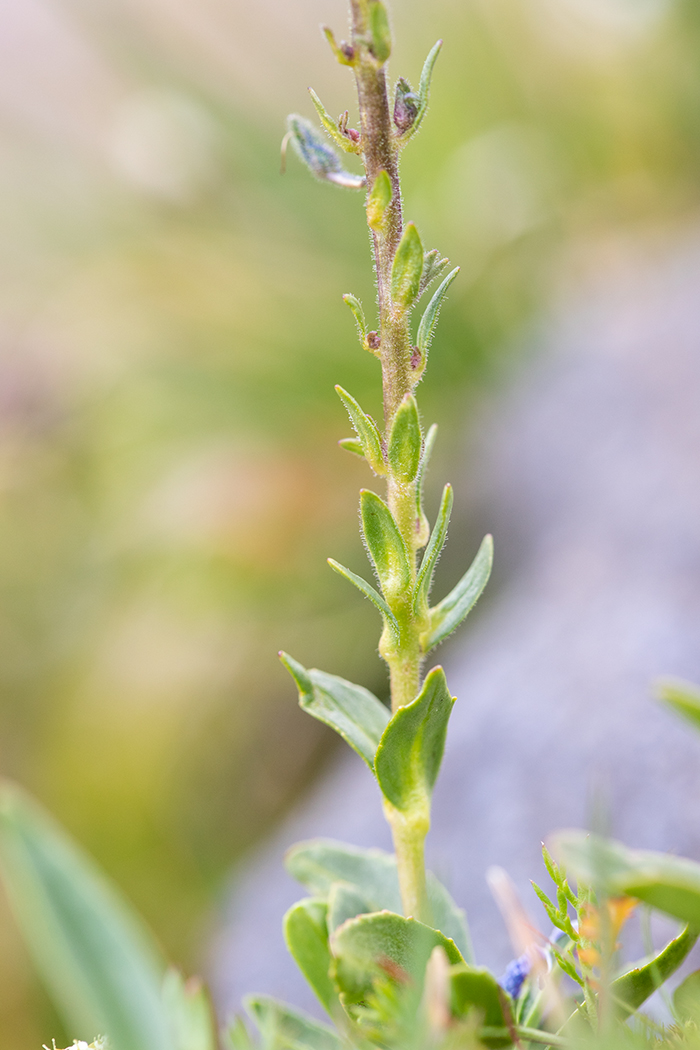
[
  {"xmin": 388, "ymin": 395, "xmax": 422, "ymax": 483},
  {"xmin": 360, "ymin": 489, "xmax": 412, "ymax": 601},
  {"xmin": 422, "ymin": 534, "xmax": 493, "ymax": 652},
  {"xmin": 283, "ymin": 898, "xmax": 340, "ymax": 1017},
  {"xmin": 308, "ymin": 89, "xmax": 358, "ymax": 153},
  {"xmin": 245, "ymin": 995, "xmax": 343, "ymax": 1050},
  {"xmin": 419, "ymin": 250, "xmax": 450, "ymax": 296},
  {"xmin": 391, "ymin": 223, "xmax": 424, "ymax": 310},
  {"xmin": 321, "ymin": 25, "xmax": 355, "ymax": 67},
  {"xmin": 417, "ymin": 267, "xmax": 460, "ymax": 353},
  {"xmin": 414, "ymin": 484, "xmax": 453, "ymax": 617},
  {"xmin": 327, "ymin": 558, "xmax": 399, "ymax": 641},
  {"xmin": 375, "ymin": 666, "xmax": 455, "ymax": 813},
  {"xmin": 342, "ymin": 293, "xmax": 367, "ymax": 342},
  {"xmin": 367, "ymin": 1, "xmax": 392, "ymax": 64},
  {"xmin": 338, "ymin": 437, "xmax": 364, "ymax": 458},
  {"xmin": 280, "ymin": 653, "xmax": 389, "ymax": 770},
  {"xmin": 335, "ymin": 385, "xmax": 384, "ymax": 473},
  {"xmin": 401, "ymin": 40, "xmax": 442, "ymax": 144},
  {"xmin": 366, "ymin": 170, "xmax": 392, "ymax": 230},
  {"xmin": 658, "ymin": 678, "xmax": 700, "ymax": 735}
]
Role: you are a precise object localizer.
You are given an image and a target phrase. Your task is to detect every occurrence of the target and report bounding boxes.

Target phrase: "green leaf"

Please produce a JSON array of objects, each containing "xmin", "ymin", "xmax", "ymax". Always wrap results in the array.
[
  {"xmin": 414, "ymin": 484, "xmax": 453, "ymax": 617},
  {"xmin": 401, "ymin": 40, "xmax": 442, "ymax": 145},
  {"xmin": 335, "ymin": 385, "xmax": 384, "ymax": 474},
  {"xmin": 612, "ymin": 924, "xmax": 698, "ymax": 1019},
  {"xmin": 326, "ymin": 558, "xmax": 399, "ymax": 642},
  {"xmin": 450, "ymin": 965, "xmax": 514, "ymax": 1049},
  {"xmin": 553, "ymin": 830, "xmax": 700, "ymax": 926},
  {"xmin": 422, "ymin": 534, "xmax": 493, "ymax": 652},
  {"xmin": 418, "ymin": 250, "xmax": 449, "ymax": 296},
  {"xmin": 224, "ymin": 1016, "xmax": 256, "ymax": 1050},
  {"xmin": 415, "ymin": 423, "xmax": 437, "ymax": 548},
  {"xmin": 416, "ymin": 267, "xmax": 460, "ymax": 353},
  {"xmin": 283, "ymin": 898, "xmax": 339, "ymax": 1018},
  {"xmin": 375, "ymin": 667, "xmax": 455, "ymax": 813},
  {"xmin": 341, "ymin": 294, "xmax": 367, "ymax": 343},
  {"xmin": 279, "ymin": 652, "xmax": 389, "ymax": 771},
  {"xmin": 285, "ymin": 839, "xmax": 473, "ymax": 962},
  {"xmin": 245, "ymin": 995, "xmax": 343, "ymax": 1050},
  {"xmin": 391, "ymin": 223, "xmax": 423, "ymax": 310},
  {"xmin": 367, "ymin": 1, "xmax": 391, "ymax": 64},
  {"xmin": 163, "ymin": 969, "xmax": 217, "ymax": 1050},
  {"xmin": 657, "ymin": 678, "xmax": 700, "ymax": 734},
  {"xmin": 327, "ymin": 881, "xmax": 374, "ymax": 934},
  {"xmin": 286, "ymin": 116, "xmax": 365, "ymax": 189},
  {"xmin": 366, "ymin": 170, "xmax": 392, "ymax": 231},
  {"xmin": 0, "ymin": 782, "xmax": 170, "ymax": 1050},
  {"xmin": 387, "ymin": 395, "xmax": 422, "ymax": 483},
  {"xmin": 330, "ymin": 911, "xmax": 464, "ymax": 1003},
  {"xmin": 674, "ymin": 968, "xmax": 700, "ymax": 1022},
  {"xmin": 360, "ymin": 489, "xmax": 412, "ymax": 601},
  {"xmin": 308, "ymin": 88, "xmax": 358, "ymax": 154},
  {"xmin": 338, "ymin": 437, "xmax": 364, "ymax": 458},
  {"xmin": 321, "ymin": 25, "xmax": 355, "ymax": 67}
]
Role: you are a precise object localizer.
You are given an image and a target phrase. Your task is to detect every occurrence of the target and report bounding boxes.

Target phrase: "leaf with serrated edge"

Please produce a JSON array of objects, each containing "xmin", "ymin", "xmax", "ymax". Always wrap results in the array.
[
  {"xmin": 360, "ymin": 490, "xmax": 412, "ymax": 600},
  {"xmin": 245, "ymin": 995, "xmax": 343, "ymax": 1050},
  {"xmin": 0, "ymin": 782, "xmax": 170, "ymax": 1050},
  {"xmin": 414, "ymin": 484, "xmax": 453, "ymax": 616},
  {"xmin": 342, "ymin": 294, "xmax": 367, "ymax": 342},
  {"xmin": 327, "ymin": 558, "xmax": 399, "ymax": 641},
  {"xmin": 658, "ymin": 678, "xmax": 700, "ymax": 734},
  {"xmin": 285, "ymin": 838, "xmax": 473, "ymax": 962},
  {"xmin": 391, "ymin": 223, "xmax": 423, "ymax": 309},
  {"xmin": 283, "ymin": 898, "xmax": 340, "ymax": 1017},
  {"xmin": 422, "ymin": 534, "xmax": 493, "ymax": 652},
  {"xmin": 417, "ymin": 267, "xmax": 460, "ymax": 353},
  {"xmin": 400, "ymin": 40, "xmax": 442, "ymax": 144},
  {"xmin": 280, "ymin": 653, "xmax": 389, "ymax": 770},
  {"xmin": 309, "ymin": 88, "xmax": 358, "ymax": 154},
  {"xmin": 335, "ymin": 386, "xmax": 384, "ymax": 473},
  {"xmin": 330, "ymin": 911, "xmax": 464, "ymax": 1003},
  {"xmin": 388, "ymin": 395, "xmax": 422, "ymax": 483},
  {"xmin": 375, "ymin": 666, "xmax": 455, "ymax": 812}
]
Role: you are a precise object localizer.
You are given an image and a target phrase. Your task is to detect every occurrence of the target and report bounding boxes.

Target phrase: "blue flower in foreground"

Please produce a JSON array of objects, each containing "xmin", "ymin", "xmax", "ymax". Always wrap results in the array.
[{"xmin": 499, "ymin": 952, "xmax": 531, "ymax": 999}]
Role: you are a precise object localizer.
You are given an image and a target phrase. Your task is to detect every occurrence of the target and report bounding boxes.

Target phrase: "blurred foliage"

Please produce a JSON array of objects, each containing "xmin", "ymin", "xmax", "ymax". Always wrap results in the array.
[{"xmin": 1, "ymin": 0, "xmax": 700, "ymax": 1044}]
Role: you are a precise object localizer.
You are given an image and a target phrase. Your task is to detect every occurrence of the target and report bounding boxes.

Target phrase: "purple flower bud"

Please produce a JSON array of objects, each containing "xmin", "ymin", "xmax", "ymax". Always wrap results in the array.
[
  {"xmin": 367, "ymin": 332, "xmax": 381, "ymax": 350},
  {"xmin": 499, "ymin": 952, "xmax": 531, "ymax": 1000},
  {"xmin": 393, "ymin": 78, "xmax": 420, "ymax": 135}
]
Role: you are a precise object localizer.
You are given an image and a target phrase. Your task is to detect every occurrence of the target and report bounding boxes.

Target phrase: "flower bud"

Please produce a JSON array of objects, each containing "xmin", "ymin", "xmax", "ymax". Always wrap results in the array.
[{"xmin": 393, "ymin": 78, "xmax": 420, "ymax": 135}]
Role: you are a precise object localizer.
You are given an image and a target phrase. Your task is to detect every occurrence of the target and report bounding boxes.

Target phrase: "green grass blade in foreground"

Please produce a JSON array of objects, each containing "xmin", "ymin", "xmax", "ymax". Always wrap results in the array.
[
  {"xmin": 283, "ymin": 898, "xmax": 340, "ymax": 1017},
  {"xmin": 658, "ymin": 677, "xmax": 700, "ymax": 734},
  {"xmin": 422, "ymin": 534, "xmax": 493, "ymax": 651},
  {"xmin": 327, "ymin": 558, "xmax": 399, "ymax": 641},
  {"xmin": 280, "ymin": 653, "xmax": 389, "ymax": 770},
  {"xmin": 553, "ymin": 829, "xmax": 700, "ymax": 926},
  {"xmin": 245, "ymin": 995, "xmax": 343, "ymax": 1050},
  {"xmin": 0, "ymin": 781, "xmax": 170, "ymax": 1050},
  {"xmin": 163, "ymin": 969, "xmax": 217, "ymax": 1050},
  {"xmin": 375, "ymin": 666, "xmax": 455, "ymax": 812}
]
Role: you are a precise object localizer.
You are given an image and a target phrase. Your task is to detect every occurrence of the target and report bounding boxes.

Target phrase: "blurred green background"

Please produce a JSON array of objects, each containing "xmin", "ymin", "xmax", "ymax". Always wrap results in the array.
[{"xmin": 1, "ymin": 0, "xmax": 700, "ymax": 1043}]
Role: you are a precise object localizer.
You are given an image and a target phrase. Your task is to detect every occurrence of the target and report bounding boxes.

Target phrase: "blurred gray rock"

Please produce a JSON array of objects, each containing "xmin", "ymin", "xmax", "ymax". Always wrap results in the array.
[{"xmin": 210, "ymin": 234, "xmax": 700, "ymax": 1018}]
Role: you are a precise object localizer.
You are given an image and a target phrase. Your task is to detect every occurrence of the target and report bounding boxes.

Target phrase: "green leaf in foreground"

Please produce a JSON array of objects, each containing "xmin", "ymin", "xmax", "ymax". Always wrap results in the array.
[
  {"xmin": 280, "ymin": 652, "xmax": 389, "ymax": 770},
  {"xmin": 163, "ymin": 968, "xmax": 218, "ymax": 1050},
  {"xmin": 390, "ymin": 222, "xmax": 423, "ymax": 309},
  {"xmin": 450, "ymin": 965, "xmax": 514, "ymax": 1049},
  {"xmin": 245, "ymin": 995, "xmax": 343, "ymax": 1050},
  {"xmin": 421, "ymin": 534, "xmax": 493, "ymax": 652},
  {"xmin": 0, "ymin": 781, "xmax": 170, "ymax": 1050},
  {"xmin": 387, "ymin": 394, "xmax": 422, "ymax": 483},
  {"xmin": 360, "ymin": 489, "xmax": 412, "ymax": 601},
  {"xmin": 375, "ymin": 666, "xmax": 455, "ymax": 813},
  {"xmin": 611, "ymin": 923, "xmax": 698, "ymax": 1019},
  {"xmin": 657, "ymin": 677, "xmax": 700, "ymax": 735},
  {"xmin": 283, "ymin": 898, "xmax": 339, "ymax": 1017},
  {"xmin": 330, "ymin": 911, "xmax": 464, "ymax": 1003}
]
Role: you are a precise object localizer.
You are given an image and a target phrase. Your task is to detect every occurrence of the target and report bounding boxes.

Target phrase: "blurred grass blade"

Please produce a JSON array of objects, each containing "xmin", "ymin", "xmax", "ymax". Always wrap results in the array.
[
  {"xmin": 422, "ymin": 534, "xmax": 493, "ymax": 652},
  {"xmin": 0, "ymin": 781, "xmax": 171, "ymax": 1050},
  {"xmin": 279, "ymin": 652, "xmax": 389, "ymax": 770},
  {"xmin": 657, "ymin": 678, "xmax": 700, "ymax": 733},
  {"xmin": 327, "ymin": 558, "xmax": 399, "ymax": 641},
  {"xmin": 163, "ymin": 969, "xmax": 217, "ymax": 1050},
  {"xmin": 283, "ymin": 898, "xmax": 340, "ymax": 1017},
  {"xmin": 245, "ymin": 995, "xmax": 343, "ymax": 1050}
]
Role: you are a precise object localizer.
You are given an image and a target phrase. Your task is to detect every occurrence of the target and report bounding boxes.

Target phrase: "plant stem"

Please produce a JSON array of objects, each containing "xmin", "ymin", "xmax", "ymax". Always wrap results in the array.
[{"xmin": 350, "ymin": 2, "xmax": 430, "ymax": 925}]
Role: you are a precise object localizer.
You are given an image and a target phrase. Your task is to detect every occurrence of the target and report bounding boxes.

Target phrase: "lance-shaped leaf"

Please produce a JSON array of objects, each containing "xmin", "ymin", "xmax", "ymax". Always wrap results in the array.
[
  {"xmin": 286, "ymin": 839, "xmax": 473, "ymax": 962},
  {"xmin": 553, "ymin": 830, "xmax": 700, "ymax": 926},
  {"xmin": 163, "ymin": 969, "xmax": 217, "ymax": 1050},
  {"xmin": 391, "ymin": 222, "xmax": 424, "ymax": 310},
  {"xmin": 417, "ymin": 267, "xmax": 460, "ymax": 353},
  {"xmin": 415, "ymin": 422, "xmax": 438, "ymax": 547},
  {"xmin": 283, "ymin": 898, "xmax": 340, "ymax": 1017},
  {"xmin": 611, "ymin": 924, "xmax": 698, "ymax": 1019},
  {"xmin": 0, "ymin": 782, "xmax": 171, "ymax": 1050},
  {"xmin": 327, "ymin": 558, "xmax": 399, "ymax": 641},
  {"xmin": 451, "ymin": 965, "xmax": 514, "ymax": 1049},
  {"xmin": 245, "ymin": 995, "xmax": 343, "ymax": 1050},
  {"xmin": 400, "ymin": 40, "xmax": 442, "ymax": 145},
  {"xmin": 366, "ymin": 170, "xmax": 392, "ymax": 231},
  {"xmin": 375, "ymin": 667, "xmax": 455, "ymax": 813},
  {"xmin": 335, "ymin": 385, "xmax": 384, "ymax": 474},
  {"xmin": 388, "ymin": 394, "xmax": 422, "ymax": 483},
  {"xmin": 327, "ymin": 881, "xmax": 374, "ymax": 934},
  {"xmin": 321, "ymin": 25, "xmax": 355, "ymax": 67},
  {"xmin": 658, "ymin": 678, "xmax": 700, "ymax": 735},
  {"xmin": 308, "ymin": 88, "xmax": 359, "ymax": 154},
  {"xmin": 367, "ymin": 0, "xmax": 391, "ymax": 64},
  {"xmin": 286, "ymin": 116, "xmax": 365, "ymax": 189},
  {"xmin": 280, "ymin": 653, "xmax": 389, "ymax": 771},
  {"xmin": 414, "ymin": 484, "xmax": 453, "ymax": 617},
  {"xmin": 422, "ymin": 534, "xmax": 493, "ymax": 652},
  {"xmin": 338, "ymin": 437, "xmax": 364, "ymax": 458},
  {"xmin": 342, "ymin": 293, "xmax": 367, "ymax": 343},
  {"xmin": 419, "ymin": 250, "xmax": 450, "ymax": 297},
  {"xmin": 360, "ymin": 489, "xmax": 412, "ymax": 601}
]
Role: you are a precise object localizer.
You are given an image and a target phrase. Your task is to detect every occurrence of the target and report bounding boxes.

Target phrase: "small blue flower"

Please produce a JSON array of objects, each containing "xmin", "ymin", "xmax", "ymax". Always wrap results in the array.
[{"xmin": 499, "ymin": 952, "xmax": 531, "ymax": 1000}]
